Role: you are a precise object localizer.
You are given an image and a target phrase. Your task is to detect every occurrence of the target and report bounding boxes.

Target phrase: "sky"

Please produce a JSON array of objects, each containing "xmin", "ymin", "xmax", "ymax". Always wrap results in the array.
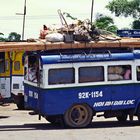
[{"xmin": 0, "ymin": 0, "xmax": 133, "ymax": 39}]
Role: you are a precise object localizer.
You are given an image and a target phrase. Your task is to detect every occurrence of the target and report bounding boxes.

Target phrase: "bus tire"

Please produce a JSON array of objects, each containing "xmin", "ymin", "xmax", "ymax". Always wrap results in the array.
[
  {"xmin": 64, "ymin": 104, "xmax": 93, "ymax": 128},
  {"xmin": 116, "ymin": 113, "xmax": 127, "ymax": 122}
]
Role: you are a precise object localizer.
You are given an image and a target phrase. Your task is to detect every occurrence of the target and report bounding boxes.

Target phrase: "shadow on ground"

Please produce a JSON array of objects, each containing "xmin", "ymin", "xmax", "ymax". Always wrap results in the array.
[
  {"xmin": 0, "ymin": 120, "xmax": 139, "ymax": 131},
  {"xmin": 0, "ymin": 116, "xmax": 10, "ymax": 119}
]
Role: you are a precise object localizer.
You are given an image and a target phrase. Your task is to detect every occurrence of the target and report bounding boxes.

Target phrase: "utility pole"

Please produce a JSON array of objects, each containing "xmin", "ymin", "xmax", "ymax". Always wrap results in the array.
[
  {"xmin": 91, "ymin": 0, "xmax": 94, "ymax": 25},
  {"xmin": 16, "ymin": 0, "xmax": 26, "ymax": 40}
]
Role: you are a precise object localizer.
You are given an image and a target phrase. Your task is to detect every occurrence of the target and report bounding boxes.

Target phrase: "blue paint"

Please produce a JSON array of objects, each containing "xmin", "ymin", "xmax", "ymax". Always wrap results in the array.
[
  {"xmin": 117, "ymin": 30, "xmax": 140, "ymax": 38},
  {"xmin": 24, "ymin": 83, "xmax": 139, "ymax": 116},
  {"xmin": 24, "ymin": 84, "xmax": 39, "ymax": 111},
  {"xmin": 40, "ymin": 52, "xmax": 135, "ymax": 65}
]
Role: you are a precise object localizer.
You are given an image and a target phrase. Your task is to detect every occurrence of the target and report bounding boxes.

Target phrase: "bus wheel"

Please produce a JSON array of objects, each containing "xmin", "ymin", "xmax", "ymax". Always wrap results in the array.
[
  {"xmin": 64, "ymin": 104, "xmax": 93, "ymax": 128},
  {"xmin": 116, "ymin": 113, "xmax": 127, "ymax": 122}
]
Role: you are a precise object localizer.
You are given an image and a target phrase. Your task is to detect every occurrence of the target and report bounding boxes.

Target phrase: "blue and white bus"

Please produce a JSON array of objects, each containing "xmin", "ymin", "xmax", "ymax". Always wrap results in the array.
[{"xmin": 24, "ymin": 50, "xmax": 140, "ymax": 128}]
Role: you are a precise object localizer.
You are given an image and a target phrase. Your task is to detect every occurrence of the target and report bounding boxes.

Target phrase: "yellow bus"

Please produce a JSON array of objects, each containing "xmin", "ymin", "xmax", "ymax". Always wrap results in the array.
[
  {"xmin": 0, "ymin": 51, "xmax": 24, "ymax": 109},
  {"xmin": 0, "ymin": 52, "xmax": 10, "ymax": 100}
]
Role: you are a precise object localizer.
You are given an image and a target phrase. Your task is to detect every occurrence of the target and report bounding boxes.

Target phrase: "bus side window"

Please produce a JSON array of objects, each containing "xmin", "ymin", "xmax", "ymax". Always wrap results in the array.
[
  {"xmin": 14, "ymin": 61, "xmax": 20, "ymax": 71},
  {"xmin": 79, "ymin": 66, "xmax": 104, "ymax": 83},
  {"xmin": 0, "ymin": 52, "xmax": 5, "ymax": 73},
  {"xmin": 136, "ymin": 66, "xmax": 140, "ymax": 81},
  {"xmin": 0, "ymin": 60, "xmax": 5, "ymax": 73},
  {"xmin": 108, "ymin": 65, "xmax": 131, "ymax": 81},
  {"xmin": 48, "ymin": 68, "xmax": 75, "ymax": 85}
]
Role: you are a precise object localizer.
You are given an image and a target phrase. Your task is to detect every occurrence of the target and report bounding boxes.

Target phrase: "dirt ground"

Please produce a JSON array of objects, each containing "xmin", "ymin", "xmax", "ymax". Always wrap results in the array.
[{"xmin": 0, "ymin": 103, "xmax": 140, "ymax": 140}]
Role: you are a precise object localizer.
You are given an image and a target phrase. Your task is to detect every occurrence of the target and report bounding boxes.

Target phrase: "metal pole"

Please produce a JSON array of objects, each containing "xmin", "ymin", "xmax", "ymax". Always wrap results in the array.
[
  {"xmin": 91, "ymin": 0, "xmax": 94, "ymax": 25},
  {"xmin": 9, "ymin": 54, "xmax": 12, "ymax": 98},
  {"xmin": 22, "ymin": 0, "xmax": 26, "ymax": 40}
]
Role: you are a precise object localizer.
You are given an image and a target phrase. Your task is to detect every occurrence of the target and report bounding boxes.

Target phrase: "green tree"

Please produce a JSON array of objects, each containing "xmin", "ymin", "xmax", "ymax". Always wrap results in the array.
[
  {"xmin": 0, "ymin": 32, "xmax": 4, "ymax": 35},
  {"xmin": 0, "ymin": 33, "xmax": 6, "ymax": 42},
  {"xmin": 94, "ymin": 14, "xmax": 118, "ymax": 33},
  {"xmin": 8, "ymin": 32, "xmax": 21, "ymax": 42},
  {"xmin": 106, "ymin": 0, "xmax": 140, "ymax": 29},
  {"xmin": 106, "ymin": 0, "xmax": 140, "ymax": 18},
  {"xmin": 132, "ymin": 20, "xmax": 140, "ymax": 29}
]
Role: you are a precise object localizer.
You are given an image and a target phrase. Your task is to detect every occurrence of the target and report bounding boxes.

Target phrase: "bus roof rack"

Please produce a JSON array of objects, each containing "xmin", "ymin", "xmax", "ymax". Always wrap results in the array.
[{"xmin": 0, "ymin": 38, "xmax": 140, "ymax": 52}]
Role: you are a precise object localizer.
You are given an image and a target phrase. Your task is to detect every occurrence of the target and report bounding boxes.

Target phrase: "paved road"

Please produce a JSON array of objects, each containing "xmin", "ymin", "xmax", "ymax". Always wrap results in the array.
[{"xmin": 0, "ymin": 104, "xmax": 140, "ymax": 140}]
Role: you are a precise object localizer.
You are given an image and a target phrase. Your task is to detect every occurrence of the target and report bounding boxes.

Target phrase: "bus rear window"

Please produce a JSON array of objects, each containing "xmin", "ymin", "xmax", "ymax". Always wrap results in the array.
[
  {"xmin": 48, "ymin": 68, "xmax": 75, "ymax": 85},
  {"xmin": 79, "ymin": 66, "xmax": 104, "ymax": 83}
]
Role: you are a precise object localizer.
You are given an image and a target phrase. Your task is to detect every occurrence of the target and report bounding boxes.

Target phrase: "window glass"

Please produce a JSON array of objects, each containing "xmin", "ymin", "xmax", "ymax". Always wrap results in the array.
[
  {"xmin": 0, "ymin": 60, "xmax": 5, "ymax": 73},
  {"xmin": 79, "ymin": 66, "xmax": 104, "ymax": 83},
  {"xmin": 48, "ymin": 68, "xmax": 75, "ymax": 85},
  {"xmin": 39, "ymin": 69, "xmax": 43, "ymax": 84},
  {"xmin": 0, "ymin": 52, "xmax": 5, "ymax": 73},
  {"xmin": 13, "ymin": 84, "xmax": 19, "ymax": 89},
  {"xmin": 28, "ymin": 56, "xmax": 37, "ymax": 68},
  {"xmin": 24, "ymin": 67, "xmax": 28, "ymax": 80},
  {"xmin": 28, "ymin": 56, "xmax": 38, "ymax": 83},
  {"xmin": 136, "ymin": 66, "xmax": 140, "ymax": 81},
  {"xmin": 108, "ymin": 65, "xmax": 131, "ymax": 81},
  {"xmin": 14, "ymin": 61, "xmax": 20, "ymax": 71}
]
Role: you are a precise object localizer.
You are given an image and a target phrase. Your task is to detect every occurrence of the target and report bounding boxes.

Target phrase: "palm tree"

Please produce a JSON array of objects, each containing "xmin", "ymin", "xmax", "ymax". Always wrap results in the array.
[
  {"xmin": 0, "ymin": 32, "xmax": 6, "ymax": 42},
  {"xmin": 94, "ymin": 14, "xmax": 118, "ymax": 33},
  {"xmin": 0, "ymin": 32, "xmax": 4, "ymax": 35}
]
